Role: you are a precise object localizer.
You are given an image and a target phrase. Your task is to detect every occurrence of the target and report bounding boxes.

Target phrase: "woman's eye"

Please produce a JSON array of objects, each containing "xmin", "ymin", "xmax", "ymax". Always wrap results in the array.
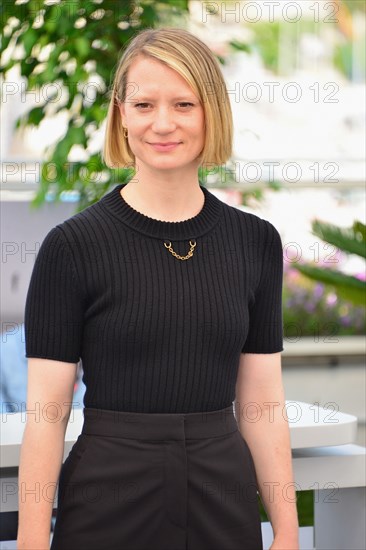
[
  {"xmin": 134, "ymin": 103, "xmax": 150, "ymax": 109},
  {"xmin": 133, "ymin": 102, "xmax": 194, "ymax": 109}
]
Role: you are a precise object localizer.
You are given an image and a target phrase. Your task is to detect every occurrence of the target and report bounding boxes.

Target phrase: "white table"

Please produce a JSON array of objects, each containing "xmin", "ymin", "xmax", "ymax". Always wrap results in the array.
[
  {"xmin": 1, "ymin": 401, "xmax": 365, "ymax": 549},
  {"xmin": 0, "ymin": 400, "xmax": 359, "ymax": 468}
]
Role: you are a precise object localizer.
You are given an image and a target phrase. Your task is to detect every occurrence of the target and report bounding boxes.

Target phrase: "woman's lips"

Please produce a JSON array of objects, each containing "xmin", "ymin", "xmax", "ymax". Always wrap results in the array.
[{"xmin": 148, "ymin": 142, "xmax": 181, "ymax": 152}]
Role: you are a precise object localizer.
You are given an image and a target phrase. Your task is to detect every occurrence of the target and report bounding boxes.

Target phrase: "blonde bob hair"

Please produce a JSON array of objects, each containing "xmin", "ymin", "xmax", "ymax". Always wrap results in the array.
[{"xmin": 102, "ymin": 27, "xmax": 233, "ymax": 169}]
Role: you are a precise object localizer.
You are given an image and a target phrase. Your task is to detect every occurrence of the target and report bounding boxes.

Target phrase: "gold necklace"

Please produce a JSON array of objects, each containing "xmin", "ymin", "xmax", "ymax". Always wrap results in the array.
[{"xmin": 164, "ymin": 240, "xmax": 197, "ymax": 260}]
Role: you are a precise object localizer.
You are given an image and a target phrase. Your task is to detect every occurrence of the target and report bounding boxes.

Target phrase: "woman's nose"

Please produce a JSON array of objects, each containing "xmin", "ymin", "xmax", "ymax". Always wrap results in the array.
[{"xmin": 151, "ymin": 107, "xmax": 176, "ymax": 133}]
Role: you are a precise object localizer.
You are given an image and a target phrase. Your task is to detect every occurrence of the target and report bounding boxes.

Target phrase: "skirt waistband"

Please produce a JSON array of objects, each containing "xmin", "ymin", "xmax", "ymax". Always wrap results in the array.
[{"xmin": 80, "ymin": 405, "xmax": 238, "ymax": 440}]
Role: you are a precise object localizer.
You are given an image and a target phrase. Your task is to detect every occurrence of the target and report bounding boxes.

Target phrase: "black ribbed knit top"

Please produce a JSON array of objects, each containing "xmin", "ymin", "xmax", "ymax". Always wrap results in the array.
[{"xmin": 24, "ymin": 183, "xmax": 284, "ymax": 413}]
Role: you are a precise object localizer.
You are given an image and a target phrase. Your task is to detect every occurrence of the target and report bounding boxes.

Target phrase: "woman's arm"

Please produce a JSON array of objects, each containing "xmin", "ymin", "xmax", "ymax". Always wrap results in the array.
[
  {"xmin": 235, "ymin": 352, "xmax": 299, "ymax": 549},
  {"xmin": 17, "ymin": 358, "xmax": 78, "ymax": 550}
]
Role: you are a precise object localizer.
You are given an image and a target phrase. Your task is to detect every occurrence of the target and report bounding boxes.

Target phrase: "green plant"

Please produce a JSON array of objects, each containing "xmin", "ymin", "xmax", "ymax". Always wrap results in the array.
[
  {"xmin": 292, "ymin": 220, "xmax": 366, "ymax": 308},
  {"xmin": 283, "ymin": 263, "xmax": 366, "ymax": 338},
  {"xmin": 1, "ymin": 0, "xmax": 189, "ymax": 212}
]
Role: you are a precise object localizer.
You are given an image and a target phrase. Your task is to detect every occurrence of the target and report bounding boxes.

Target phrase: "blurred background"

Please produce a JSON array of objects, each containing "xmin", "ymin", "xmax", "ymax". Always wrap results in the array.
[{"xmin": 1, "ymin": 1, "xmax": 365, "ymax": 547}]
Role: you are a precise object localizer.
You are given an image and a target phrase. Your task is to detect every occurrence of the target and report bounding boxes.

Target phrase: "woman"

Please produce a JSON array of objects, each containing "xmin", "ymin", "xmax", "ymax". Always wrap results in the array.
[{"xmin": 18, "ymin": 28, "xmax": 299, "ymax": 550}]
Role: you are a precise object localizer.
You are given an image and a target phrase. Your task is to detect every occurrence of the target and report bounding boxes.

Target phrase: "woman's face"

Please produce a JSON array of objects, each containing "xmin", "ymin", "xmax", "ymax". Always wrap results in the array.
[{"xmin": 118, "ymin": 56, "xmax": 205, "ymax": 174}]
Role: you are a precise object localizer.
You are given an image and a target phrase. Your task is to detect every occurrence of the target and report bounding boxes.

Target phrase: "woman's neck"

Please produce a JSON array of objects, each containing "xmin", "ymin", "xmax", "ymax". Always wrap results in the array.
[{"xmin": 120, "ymin": 171, "xmax": 205, "ymax": 223}]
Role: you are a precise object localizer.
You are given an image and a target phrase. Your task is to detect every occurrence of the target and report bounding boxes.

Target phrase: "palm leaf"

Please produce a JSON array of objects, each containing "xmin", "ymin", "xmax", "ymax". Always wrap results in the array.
[
  {"xmin": 311, "ymin": 219, "xmax": 366, "ymax": 259},
  {"xmin": 295, "ymin": 264, "xmax": 366, "ymax": 306}
]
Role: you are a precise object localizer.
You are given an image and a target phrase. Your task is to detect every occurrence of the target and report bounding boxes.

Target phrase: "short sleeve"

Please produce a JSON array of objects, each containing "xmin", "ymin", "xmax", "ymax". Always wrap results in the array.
[
  {"xmin": 242, "ymin": 221, "xmax": 284, "ymax": 354},
  {"xmin": 24, "ymin": 226, "xmax": 84, "ymax": 363}
]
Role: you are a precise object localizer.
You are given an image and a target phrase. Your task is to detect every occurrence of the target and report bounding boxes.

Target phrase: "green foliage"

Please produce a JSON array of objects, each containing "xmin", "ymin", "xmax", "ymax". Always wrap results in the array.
[
  {"xmin": 292, "ymin": 220, "xmax": 366, "ymax": 308},
  {"xmin": 249, "ymin": 21, "xmax": 281, "ymax": 74},
  {"xmin": 342, "ymin": 0, "xmax": 366, "ymax": 13},
  {"xmin": 235, "ymin": 5, "xmax": 363, "ymax": 80},
  {"xmin": 283, "ymin": 264, "xmax": 365, "ymax": 338},
  {"xmin": 334, "ymin": 41, "xmax": 354, "ymax": 80},
  {"xmin": 229, "ymin": 40, "xmax": 252, "ymax": 55},
  {"xmin": 295, "ymin": 264, "xmax": 365, "ymax": 306},
  {"xmin": 1, "ymin": 0, "xmax": 189, "ymax": 212},
  {"xmin": 311, "ymin": 220, "xmax": 366, "ymax": 259}
]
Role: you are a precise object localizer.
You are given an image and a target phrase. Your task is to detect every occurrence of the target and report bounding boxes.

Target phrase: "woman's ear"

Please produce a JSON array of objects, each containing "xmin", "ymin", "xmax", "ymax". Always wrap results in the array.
[{"xmin": 118, "ymin": 101, "xmax": 126, "ymax": 127}]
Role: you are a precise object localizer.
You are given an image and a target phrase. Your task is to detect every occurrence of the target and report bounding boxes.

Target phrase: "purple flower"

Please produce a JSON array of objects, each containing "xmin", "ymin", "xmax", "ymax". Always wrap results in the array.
[
  {"xmin": 341, "ymin": 315, "xmax": 352, "ymax": 326},
  {"xmin": 355, "ymin": 272, "xmax": 366, "ymax": 282},
  {"xmin": 304, "ymin": 302, "xmax": 316, "ymax": 313},
  {"xmin": 313, "ymin": 283, "xmax": 324, "ymax": 300}
]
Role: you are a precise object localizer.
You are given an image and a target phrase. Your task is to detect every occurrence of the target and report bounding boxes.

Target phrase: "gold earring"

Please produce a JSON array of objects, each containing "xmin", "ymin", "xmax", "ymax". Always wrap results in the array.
[{"xmin": 123, "ymin": 127, "xmax": 128, "ymax": 138}]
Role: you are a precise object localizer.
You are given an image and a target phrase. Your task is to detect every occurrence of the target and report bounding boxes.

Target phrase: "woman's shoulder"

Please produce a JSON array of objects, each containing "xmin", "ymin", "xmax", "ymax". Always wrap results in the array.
[
  {"xmin": 32, "ymin": 199, "xmax": 105, "ymax": 265},
  {"xmin": 220, "ymin": 200, "xmax": 280, "ymax": 240},
  {"xmin": 53, "ymin": 197, "xmax": 105, "ymax": 241}
]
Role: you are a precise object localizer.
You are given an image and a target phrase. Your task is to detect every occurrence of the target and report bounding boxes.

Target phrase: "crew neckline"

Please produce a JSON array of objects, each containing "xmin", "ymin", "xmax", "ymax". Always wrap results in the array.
[{"xmin": 100, "ymin": 183, "xmax": 223, "ymax": 240}]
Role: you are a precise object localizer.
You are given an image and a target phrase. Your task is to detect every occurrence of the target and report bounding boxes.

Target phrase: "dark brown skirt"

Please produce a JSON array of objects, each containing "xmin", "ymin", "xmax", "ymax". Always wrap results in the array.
[{"xmin": 51, "ymin": 405, "xmax": 263, "ymax": 550}]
